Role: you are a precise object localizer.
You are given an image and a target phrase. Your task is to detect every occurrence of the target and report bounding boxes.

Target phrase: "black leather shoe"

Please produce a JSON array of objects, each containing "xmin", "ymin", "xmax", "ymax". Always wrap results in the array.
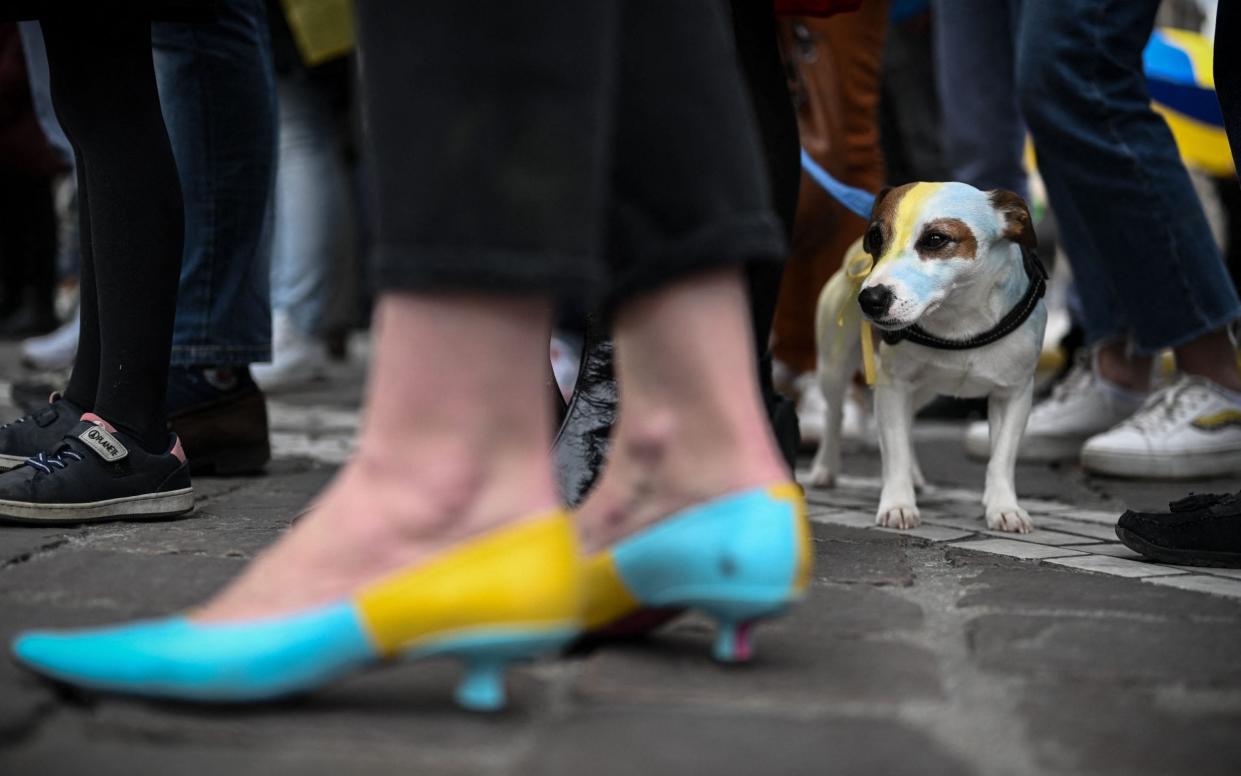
[
  {"xmin": 1116, "ymin": 490, "xmax": 1241, "ymax": 568},
  {"xmin": 167, "ymin": 367, "xmax": 271, "ymax": 476}
]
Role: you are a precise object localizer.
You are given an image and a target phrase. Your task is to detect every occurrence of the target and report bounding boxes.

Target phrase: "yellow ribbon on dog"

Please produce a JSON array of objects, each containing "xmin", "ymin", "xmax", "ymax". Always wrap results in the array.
[
  {"xmin": 815, "ymin": 238, "xmax": 878, "ymax": 387},
  {"xmin": 844, "ymin": 251, "xmax": 877, "ymax": 386}
]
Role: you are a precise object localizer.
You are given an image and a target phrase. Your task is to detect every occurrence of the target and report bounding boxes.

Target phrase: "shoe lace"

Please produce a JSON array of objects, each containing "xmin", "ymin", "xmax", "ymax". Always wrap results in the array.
[
  {"xmin": 1028, "ymin": 355, "xmax": 1094, "ymax": 422},
  {"xmin": 1118, "ymin": 378, "xmax": 1207, "ymax": 435},
  {"xmin": 1046, "ymin": 353, "xmax": 1095, "ymax": 405},
  {"xmin": 24, "ymin": 448, "xmax": 84, "ymax": 475}
]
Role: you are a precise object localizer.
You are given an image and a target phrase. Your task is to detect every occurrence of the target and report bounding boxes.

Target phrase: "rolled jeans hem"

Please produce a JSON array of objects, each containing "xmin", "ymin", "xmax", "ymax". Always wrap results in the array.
[
  {"xmin": 170, "ymin": 346, "xmax": 272, "ymax": 366},
  {"xmin": 1131, "ymin": 307, "xmax": 1241, "ymax": 357}
]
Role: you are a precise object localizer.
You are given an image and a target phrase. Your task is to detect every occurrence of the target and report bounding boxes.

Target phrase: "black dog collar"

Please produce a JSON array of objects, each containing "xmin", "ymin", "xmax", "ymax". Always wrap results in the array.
[{"xmin": 880, "ymin": 246, "xmax": 1048, "ymax": 351}]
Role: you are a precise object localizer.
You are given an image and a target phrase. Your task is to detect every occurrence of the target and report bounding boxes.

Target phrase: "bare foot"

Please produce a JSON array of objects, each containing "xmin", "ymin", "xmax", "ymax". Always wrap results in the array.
[{"xmin": 194, "ymin": 450, "xmax": 557, "ymax": 623}]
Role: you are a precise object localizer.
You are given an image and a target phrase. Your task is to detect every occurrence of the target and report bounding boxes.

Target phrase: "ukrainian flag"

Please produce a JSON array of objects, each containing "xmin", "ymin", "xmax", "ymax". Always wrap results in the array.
[{"xmin": 1144, "ymin": 27, "xmax": 1233, "ymax": 177}]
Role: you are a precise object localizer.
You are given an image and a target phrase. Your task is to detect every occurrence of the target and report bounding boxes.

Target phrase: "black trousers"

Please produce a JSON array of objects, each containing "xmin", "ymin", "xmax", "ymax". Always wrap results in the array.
[{"xmin": 356, "ymin": 1, "xmax": 785, "ymax": 305}]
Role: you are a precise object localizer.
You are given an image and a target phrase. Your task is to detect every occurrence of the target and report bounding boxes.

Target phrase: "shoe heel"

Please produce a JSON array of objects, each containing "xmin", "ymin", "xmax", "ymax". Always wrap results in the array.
[
  {"xmin": 700, "ymin": 598, "xmax": 790, "ymax": 664},
  {"xmin": 432, "ymin": 626, "xmax": 579, "ymax": 712}
]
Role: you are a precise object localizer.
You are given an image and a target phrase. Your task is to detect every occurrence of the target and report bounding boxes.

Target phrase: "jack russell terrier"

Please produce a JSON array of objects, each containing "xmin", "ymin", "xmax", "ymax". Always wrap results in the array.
[{"xmin": 808, "ymin": 182, "xmax": 1047, "ymax": 533}]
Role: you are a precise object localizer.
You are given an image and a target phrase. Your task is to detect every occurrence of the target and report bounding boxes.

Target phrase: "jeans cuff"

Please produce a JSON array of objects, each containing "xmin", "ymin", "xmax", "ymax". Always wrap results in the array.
[{"xmin": 170, "ymin": 345, "xmax": 273, "ymax": 367}]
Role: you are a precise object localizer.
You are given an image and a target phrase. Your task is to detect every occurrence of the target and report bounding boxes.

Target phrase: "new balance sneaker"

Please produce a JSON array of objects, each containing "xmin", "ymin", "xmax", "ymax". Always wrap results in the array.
[
  {"xmin": 1081, "ymin": 375, "xmax": 1241, "ymax": 479},
  {"xmin": 0, "ymin": 414, "xmax": 193, "ymax": 524},
  {"xmin": 963, "ymin": 351, "xmax": 1147, "ymax": 461},
  {"xmin": 0, "ymin": 394, "xmax": 85, "ymax": 471}
]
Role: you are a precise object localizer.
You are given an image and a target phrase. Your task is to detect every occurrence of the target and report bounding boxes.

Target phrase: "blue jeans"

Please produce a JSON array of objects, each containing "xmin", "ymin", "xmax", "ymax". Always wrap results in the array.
[
  {"xmin": 153, "ymin": 0, "xmax": 276, "ymax": 366},
  {"xmin": 271, "ymin": 72, "xmax": 354, "ymax": 336},
  {"xmin": 931, "ymin": 0, "xmax": 1027, "ymax": 197},
  {"xmin": 1015, "ymin": 0, "xmax": 1241, "ymax": 354}
]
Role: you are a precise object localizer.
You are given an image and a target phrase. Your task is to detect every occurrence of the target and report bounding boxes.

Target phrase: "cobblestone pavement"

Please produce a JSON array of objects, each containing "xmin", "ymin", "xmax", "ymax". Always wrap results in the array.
[{"xmin": 1, "ymin": 345, "xmax": 1240, "ymax": 776}]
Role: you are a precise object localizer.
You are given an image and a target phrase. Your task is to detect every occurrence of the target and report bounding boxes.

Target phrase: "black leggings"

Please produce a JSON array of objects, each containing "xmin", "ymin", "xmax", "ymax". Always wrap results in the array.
[{"xmin": 40, "ymin": 18, "xmax": 184, "ymax": 452}]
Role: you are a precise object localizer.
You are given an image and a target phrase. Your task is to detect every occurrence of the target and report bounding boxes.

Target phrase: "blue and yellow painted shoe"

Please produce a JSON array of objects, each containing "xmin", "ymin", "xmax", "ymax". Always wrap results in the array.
[
  {"xmin": 582, "ymin": 482, "xmax": 812, "ymax": 662},
  {"xmin": 10, "ymin": 511, "xmax": 583, "ymax": 712}
]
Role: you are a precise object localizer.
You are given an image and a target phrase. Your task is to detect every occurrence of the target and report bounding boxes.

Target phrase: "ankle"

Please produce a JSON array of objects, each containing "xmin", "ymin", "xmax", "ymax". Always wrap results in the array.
[
  {"xmin": 575, "ymin": 408, "xmax": 788, "ymax": 552},
  {"xmin": 346, "ymin": 439, "xmax": 559, "ymax": 539},
  {"xmin": 1096, "ymin": 343, "xmax": 1152, "ymax": 393},
  {"xmin": 1175, "ymin": 330, "xmax": 1241, "ymax": 392}
]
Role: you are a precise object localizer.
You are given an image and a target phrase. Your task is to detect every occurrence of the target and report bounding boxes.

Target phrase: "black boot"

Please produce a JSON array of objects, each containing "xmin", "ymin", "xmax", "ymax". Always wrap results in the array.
[
  {"xmin": 759, "ymin": 351, "xmax": 800, "ymax": 473},
  {"xmin": 552, "ymin": 315, "xmax": 616, "ymax": 508}
]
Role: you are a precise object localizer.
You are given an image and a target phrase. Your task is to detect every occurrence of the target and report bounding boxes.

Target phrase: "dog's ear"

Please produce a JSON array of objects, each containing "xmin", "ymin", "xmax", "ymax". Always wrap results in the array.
[
  {"xmin": 870, "ymin": 186, "xmax": 894, "ymax": 221},
  {"xmin": 988, "ymin": 190, "xmax": 1037, "ymax": 251}
]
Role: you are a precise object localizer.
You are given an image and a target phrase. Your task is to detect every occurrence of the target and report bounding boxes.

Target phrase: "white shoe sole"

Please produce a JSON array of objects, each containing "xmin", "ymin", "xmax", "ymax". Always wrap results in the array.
[
  {"xmin": 0, "ymin": 487, "xmax": 195, "ymax": 524},
  {"xmin": 1081, "ymin": 447, "xmax": 1241, "ymax": 479},
  {"xmin": 0, "ymin": 454, "xmax": 26, "ymax": 471}
]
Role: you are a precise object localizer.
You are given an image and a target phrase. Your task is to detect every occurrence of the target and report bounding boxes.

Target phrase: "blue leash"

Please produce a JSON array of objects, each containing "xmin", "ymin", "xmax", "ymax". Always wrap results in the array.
[{"xmin": 799, "ymin": 147, "xmax": 876, "ymax": 220}]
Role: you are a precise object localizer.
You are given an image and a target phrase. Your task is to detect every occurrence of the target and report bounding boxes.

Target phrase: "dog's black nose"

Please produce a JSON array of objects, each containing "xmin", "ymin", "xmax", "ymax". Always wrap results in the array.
[{"xmin": 858, "ymin": 285, "xmax": 895, "ymax": 318}]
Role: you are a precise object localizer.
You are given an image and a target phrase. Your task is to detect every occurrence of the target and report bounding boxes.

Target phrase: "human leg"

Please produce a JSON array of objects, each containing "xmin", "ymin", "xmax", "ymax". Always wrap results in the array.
[
  {"xmin": 932, "ymin": 0, "xmax": 1026, "ymax": 194},
  {"xmin": 255, "ymin": 66, "xmax": 354, "ymax": 390},
  {"xmin": 1015, "ymin": 0, "xmax": 1241, "ymax": 356},
  {"xmin": 40, "ymin": 18, "xmax": 185, "ymax": 452},
  {"xmin": 152, "ymin": 1, "xmax": 276, "ymax": 473},
  {"xmin": 153, "ymin": 0, "xmax": 276, "ymax": 370}
]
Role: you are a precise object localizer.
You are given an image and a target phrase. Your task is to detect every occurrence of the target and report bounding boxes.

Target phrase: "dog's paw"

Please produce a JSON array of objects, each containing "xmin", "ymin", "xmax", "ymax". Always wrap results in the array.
[
  {"xmin": 876, "ymin": 503, "xmax": 921, "ymax": 530},
  {"xmin": 985, "ymin": 504, "xmax": 1033, "ymax": 534},
  {"xmin": 806, "ymin": 463, "xmax": 836, "ymax": 488}
]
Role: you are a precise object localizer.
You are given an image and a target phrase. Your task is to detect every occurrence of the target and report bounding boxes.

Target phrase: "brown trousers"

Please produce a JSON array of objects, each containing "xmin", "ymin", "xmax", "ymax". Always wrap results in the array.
[{"xmin": 772, "ymin": 0, "xmax": 889, "ymax": 375}]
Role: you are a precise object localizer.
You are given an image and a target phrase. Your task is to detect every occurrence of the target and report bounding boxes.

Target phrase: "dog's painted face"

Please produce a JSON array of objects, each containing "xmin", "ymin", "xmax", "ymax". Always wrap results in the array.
[{"xmin": 857, "ymin": 182, "xmax": 1035, "ymax": 329}]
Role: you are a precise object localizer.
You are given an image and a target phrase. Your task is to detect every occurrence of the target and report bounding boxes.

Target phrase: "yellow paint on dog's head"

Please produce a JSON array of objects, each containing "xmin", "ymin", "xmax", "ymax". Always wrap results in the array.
[{"xmin": 874, "ymin": 182, "xmax": 944, "ymax": 271}]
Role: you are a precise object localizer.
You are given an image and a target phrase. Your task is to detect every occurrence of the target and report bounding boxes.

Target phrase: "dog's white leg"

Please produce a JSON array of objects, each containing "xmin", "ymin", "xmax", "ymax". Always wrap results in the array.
[
  {"xmin": 875, "ymin": 381, "xmax": 920, "ymax": 529},
  {"xmin": 984, "ymin": 379, "xmax": 1035, "ymax": 533},
  {"xmin": 909, "ymin": 388, "xmax": 937, "ymax": 492},
  {"xmin": 808, "ymin": 329, "xmax": 861, "ymax": 488},
  {"xmin": 808, "ymin": 367, "xmax": 849, "ymax": 488}
]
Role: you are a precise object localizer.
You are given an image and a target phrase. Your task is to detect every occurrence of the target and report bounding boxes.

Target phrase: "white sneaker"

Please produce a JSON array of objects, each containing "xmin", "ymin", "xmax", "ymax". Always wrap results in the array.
[
  {"xmin": 795, "ymin": 373, "xmax": 875, "ymax": 448},
  {"xmin": 20, "ymin": 309, "xmax": 79, "ymax": 371},
  {"xmin": 794, "ymin": 373, "xmax": 826, "ymax": 447},
  {"xmin": 963, "ymin": 351, "xmax": 1147, "ymax": 461},
  {"xmin": 252, "ymin": 310, "xmax": 328, "ymax": 392},
  {"xmin": 1081, "ymin": 375, "xmax": 1241, "ymax": 479}
]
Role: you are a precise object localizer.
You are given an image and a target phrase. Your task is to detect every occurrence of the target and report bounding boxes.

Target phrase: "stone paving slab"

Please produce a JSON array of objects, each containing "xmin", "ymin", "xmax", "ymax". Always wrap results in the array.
[
  {"xmin": 1046, "ymin": 554, "xmax": 1189, "ymax": 578},
  {"xmin": 947, "ymin": 538, "xmax": 1087, "ymax": 560},
  {"xmin": 1147, "ymin": 573, "xmax": 1241, "ymax": 600}
]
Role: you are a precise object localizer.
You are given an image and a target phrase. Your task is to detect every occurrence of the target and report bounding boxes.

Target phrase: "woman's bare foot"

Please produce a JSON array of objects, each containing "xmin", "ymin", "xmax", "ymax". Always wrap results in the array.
[
  {"xmin": 575, "ymin": 269, "xmax": 789, "ymax": 553},
  {"xmin": 194, "ymin": 450, "xmax": 557, "ymax": 623},
  {"xmin": 195, "ymin": 294, "xmax": 559, "ymax": 623}
]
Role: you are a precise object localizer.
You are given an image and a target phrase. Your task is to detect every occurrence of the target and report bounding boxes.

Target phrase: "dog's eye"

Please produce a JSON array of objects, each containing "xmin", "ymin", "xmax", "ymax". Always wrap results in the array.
[
  {"xmin": 920, "ymin": 232, "xmax": 951, "ymax": 250},
  {"xmin": 864, "ymin": 224, "xmax": 883, "ymax": 256}
]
